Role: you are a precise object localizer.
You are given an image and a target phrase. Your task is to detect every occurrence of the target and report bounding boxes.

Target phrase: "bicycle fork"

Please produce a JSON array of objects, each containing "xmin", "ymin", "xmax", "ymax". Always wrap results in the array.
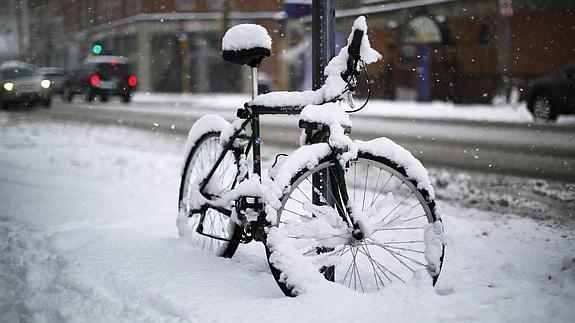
[{"xmin": 322, "ymin": 156, "xmax": 365, "ymax": 240}]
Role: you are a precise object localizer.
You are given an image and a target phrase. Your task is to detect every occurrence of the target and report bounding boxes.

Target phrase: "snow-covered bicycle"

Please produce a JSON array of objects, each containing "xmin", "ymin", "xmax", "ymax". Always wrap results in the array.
[{"xmin": 177, "ymin": 16, "xmax": 445, "ymax": 296}]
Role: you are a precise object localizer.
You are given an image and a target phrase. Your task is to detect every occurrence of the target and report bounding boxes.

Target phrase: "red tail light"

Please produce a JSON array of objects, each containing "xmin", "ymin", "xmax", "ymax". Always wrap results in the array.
[
  {"xmin": 128, "ymin": 75, "xmax": 138, "ymax": 87},
  {"xmin": 90, "ymin": 74, "xmax": 100, "ymax": 86}
]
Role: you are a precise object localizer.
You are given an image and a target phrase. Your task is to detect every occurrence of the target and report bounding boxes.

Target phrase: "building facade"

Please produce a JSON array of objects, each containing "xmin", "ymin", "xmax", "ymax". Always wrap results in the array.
[
  {"xmin": 17, "ymin": 0, "xmax": 575, "ymax": 103},
  {"xmin": 26, "ymin": 0, "xmax": 286, "ymax": 93},
  {"xmin": 334, "ymin": 0, "xmax": 575, "ymax": 103}
]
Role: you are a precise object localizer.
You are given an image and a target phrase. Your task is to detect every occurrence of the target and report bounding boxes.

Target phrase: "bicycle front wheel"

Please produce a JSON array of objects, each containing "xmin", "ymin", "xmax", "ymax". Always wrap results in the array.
[
  {"xmin": 266, "ymin": 152, "xmax": 444, "ymax": 296},
  {"xmin": 178, "ymin": 130, "xmax": 242, "ymax": 258}
]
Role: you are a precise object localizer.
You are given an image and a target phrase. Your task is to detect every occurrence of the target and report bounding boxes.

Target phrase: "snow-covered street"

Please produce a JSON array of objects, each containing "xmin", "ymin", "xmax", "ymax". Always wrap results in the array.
[{"xmin": 1, "ymin": 112, "xmax": 574, "ymax": 322}]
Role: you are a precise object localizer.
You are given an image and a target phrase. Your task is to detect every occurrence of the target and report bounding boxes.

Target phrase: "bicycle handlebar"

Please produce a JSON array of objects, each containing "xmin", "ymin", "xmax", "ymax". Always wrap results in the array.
[
  {"xmin": 344, "ymin": 29, "xmax": 363, "ymax": 81},
  {"xmin": 244, "ymin": 27, "xmax": 367, "ymax": 113},
  {"xmin": 348, "ymin": 29, "xmax": 363, "ymax": 61}
]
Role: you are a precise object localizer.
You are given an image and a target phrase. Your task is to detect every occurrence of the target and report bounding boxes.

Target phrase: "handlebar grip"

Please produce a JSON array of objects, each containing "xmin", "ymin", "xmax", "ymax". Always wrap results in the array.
[
  {"xmin": 343, "ymin": 29, "xmax": 363, "ymax": 81},
  {"xmin": 348, "ymin": 29, "xmax": 363, "ymax": 60}
]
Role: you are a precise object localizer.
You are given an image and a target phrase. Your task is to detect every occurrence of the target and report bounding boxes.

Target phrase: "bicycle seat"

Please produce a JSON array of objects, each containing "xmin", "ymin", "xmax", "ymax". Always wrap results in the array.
[{"xmin": 222, "ymin": 24, "xmax": 271, "ymax": 68}]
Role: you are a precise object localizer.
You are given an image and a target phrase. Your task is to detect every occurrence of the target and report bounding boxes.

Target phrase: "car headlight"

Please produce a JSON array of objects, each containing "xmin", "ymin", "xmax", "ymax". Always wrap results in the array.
[
  {"xmin": 40, "ymin": 79, "xmax": 51, "ymax": 89},
  {"xmin": 3, "ymin": 82, "xmax": 14, "ymax": 91}
]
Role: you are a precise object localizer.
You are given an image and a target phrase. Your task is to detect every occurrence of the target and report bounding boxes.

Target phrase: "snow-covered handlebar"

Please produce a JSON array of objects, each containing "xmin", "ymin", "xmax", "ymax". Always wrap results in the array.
[
  {"xmin": 343, "ymin": 29, "xmax": 363, "ymax": 82},
  {"xmin": 246, "ymin": 16, "xmax": 381, "ymax": 112}
]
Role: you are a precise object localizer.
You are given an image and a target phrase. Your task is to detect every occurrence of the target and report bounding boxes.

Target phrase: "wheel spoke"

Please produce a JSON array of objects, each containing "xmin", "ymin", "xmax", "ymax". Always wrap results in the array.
[
  {"xmin": 385, "ymin": 245, "xmax": 424, "ymax": 254},
  {"xmin": 361, "ymin": 164, "xmax": 369, "ymax": 211},
  {"xmin": 365, "ymin": 239, "xmax": 426, "ymax": 268},
  {"xmin": 359, "ymin": 242, "xmax": 387, "ymax": 288},
  {"xmin": 370, "ymin": 174, "xmax": 393, "ymax": 207},
  {"xmin": 294, "ymin": 185, "xmax": 313, "ymax": 203},
  {"xmin": 404, "ymin": 213, "xmax": 426, "ymax": 222},
  {"xmin": 281, "ymin": 207, "xmax": 313, "ymax": 219},
  {"xmin": 377, "ymin": 191, "xmax": 414, "ymax": 225},
  {"xmin": 376, "ymin": 200, "xmax": 421, "ymax": 229},
  {"xmin": 353, "ymin": 161, "xmax": 357, "ymax": 202},
  {"xmin": 373, "ymin": 226, "xmax": 423, "ymax": 232},
  {"xmin": 381, "ymin": 240, "xmax": 424, "ymax": 245},
  {"xmin": 354, "ymin": 244, "xmax": 402, "ymax": 283},
  {"xmin": 370, "ymin": 168, "xmax": 382, "ymax": 206},
  {"xmin": 342, "ymin": 247, "xmax": 356, "ymax": 285}
]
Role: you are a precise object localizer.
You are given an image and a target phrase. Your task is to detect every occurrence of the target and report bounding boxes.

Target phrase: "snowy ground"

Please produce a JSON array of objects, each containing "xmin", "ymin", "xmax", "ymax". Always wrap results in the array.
[{"xmin": 1, "ymin": 112, "xmax": 574, "ymax": 322}]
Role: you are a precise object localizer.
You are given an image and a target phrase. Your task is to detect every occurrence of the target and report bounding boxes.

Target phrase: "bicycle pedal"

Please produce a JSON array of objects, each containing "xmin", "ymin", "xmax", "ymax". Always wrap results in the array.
[{"xmin": 237, "ymin": 196, "xmax": 262, "ymax": 210}]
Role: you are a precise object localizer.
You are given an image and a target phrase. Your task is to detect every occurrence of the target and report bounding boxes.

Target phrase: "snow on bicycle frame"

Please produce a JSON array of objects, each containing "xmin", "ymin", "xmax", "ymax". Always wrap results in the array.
[
  {"xmin": 182, "ymin": 16, "xmax": 382, "ymax": 215},
  {"xmin": 178, "ymin": 16, "xmax": 445, "ymax": 297},
  {"xmin": 189, "ymin": 15, "xmax": 384, "ymax": 187}
]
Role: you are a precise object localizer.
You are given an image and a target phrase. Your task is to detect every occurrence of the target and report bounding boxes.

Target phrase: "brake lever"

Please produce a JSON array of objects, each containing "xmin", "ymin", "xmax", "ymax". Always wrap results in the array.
[{"xmin": 346, "ymin": 90, "xmax": 356, "ymax": 110}]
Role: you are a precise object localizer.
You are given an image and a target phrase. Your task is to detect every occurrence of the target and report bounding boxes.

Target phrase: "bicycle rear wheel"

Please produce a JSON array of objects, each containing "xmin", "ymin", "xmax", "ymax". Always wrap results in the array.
[
  {"xmin": 266, "ymin": 152, "xmax": 444, "ymax": 296},
  {"xmin": 178, "ymin": 130, "xmax": 242, "ymax": 257}
]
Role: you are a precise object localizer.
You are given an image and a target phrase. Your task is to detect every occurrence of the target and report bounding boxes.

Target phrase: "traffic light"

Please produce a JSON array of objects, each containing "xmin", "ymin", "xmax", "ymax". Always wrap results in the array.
[{"xmin": 92, "ymin": 43, "xmax": 103, "ymax": 55}]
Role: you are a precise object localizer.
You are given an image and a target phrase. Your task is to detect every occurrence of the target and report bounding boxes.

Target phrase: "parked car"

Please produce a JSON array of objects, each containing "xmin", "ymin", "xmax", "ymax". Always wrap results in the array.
[
  {"xmin": 0, "ymin": 61, "xmax": 52, "ymax": 109},
  {"xmin": 526, "ymin": 63, "xmax": 575, "ymax": 121},
  {"xmin": 62, "ymin": 56, "xmax": 137, "ymax": 103},
  {"xmin": 38, "ymin": 67, "xmax": 66, "ymax": 95}
]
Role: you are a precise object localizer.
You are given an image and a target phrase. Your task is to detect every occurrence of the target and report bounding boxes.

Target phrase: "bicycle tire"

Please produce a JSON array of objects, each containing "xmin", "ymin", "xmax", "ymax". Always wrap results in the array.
[
  {"xmin": 178, "ymin": 131, "xmax": 242, "ymax": 258},
  {"xmin": 266, "ymin": 149, "xmax": 444, "ymax": 296}
]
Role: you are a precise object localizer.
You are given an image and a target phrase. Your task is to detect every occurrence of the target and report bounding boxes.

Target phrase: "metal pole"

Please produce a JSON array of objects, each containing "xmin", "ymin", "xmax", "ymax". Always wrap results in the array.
[
  {"xmin": 312, "ymin": 0, "xmax": 335, "ymax": 90},
  {"xmin": 220, "ymin": 0, "xmax": 231, "ymax": 38},
  {"xmin": 312, "ymin": 0, "xmax": 336, "ymax": 226},
  {"xmin": 251, "ymin": 67, "xmax": 258, "ymax": 99},
  {"xmin": 497, "ymin": 15, "xmax": 511, "ymax": 102}
]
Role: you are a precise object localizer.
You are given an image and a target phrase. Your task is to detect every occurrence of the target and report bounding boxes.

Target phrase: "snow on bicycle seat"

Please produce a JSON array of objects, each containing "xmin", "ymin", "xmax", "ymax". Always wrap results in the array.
[{"xmin": 222, "ymin": 24, "xmax": 271, "ymax": 68}]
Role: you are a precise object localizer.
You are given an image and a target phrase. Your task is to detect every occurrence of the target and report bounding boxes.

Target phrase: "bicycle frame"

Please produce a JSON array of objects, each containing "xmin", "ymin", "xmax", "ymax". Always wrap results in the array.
[
  {"xmin": 180, "ymin": 18, "xmax": 446, "ymax": 295},
  {"xmin": 193, "ymin": 104, "xmax": 359, "ymax": 242}
]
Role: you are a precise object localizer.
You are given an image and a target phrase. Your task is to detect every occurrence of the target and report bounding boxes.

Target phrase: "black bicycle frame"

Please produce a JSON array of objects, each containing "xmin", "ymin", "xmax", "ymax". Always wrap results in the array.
[{"xmin": 195, "ymin": 104, "xmax": 357, "ymax": 239}]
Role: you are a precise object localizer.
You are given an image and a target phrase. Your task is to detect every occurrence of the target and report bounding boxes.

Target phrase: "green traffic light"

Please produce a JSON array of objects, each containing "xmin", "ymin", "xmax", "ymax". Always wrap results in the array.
[{"xmin": 92, "ymin": 44, "xmax": 103, "ymax": 54}]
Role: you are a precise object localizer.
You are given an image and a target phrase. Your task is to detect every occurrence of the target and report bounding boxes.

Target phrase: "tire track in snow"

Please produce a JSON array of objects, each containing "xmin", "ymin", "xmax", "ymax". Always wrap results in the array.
[{"xmin": 0, "ymin": 216, "xmax": 194, "ymax": 323}]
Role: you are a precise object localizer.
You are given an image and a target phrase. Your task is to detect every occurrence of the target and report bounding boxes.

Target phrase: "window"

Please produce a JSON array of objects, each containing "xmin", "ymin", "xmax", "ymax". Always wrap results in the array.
[
  {"xmin": 478, "ymin": 24, "xmax": 490, "ymax": 45},
  {"xmin": 209, "ymin": 0, "xmax": 225, "ymax": 10},
  {"xmin": 1, "ymin": 68, "xmax": 35, "ymax": 79},
  {"xmin": 177, "ymin": 0, "xmax": 195, "ymax": 10}
]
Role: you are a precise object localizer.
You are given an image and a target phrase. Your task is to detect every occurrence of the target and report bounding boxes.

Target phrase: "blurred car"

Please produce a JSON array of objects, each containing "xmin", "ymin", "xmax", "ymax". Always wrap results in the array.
[
  {"xmin": 0, "ymin": 61, "xmax": 52, "ymax": 109},
  {"xmin": 38, "ymin": 67, "xmax": 66, "ymax": 94},
  {"xmin": 62, "ymin": 55, "xmax": 137, "ymax": 103},
  {"xmin": 526, "ymin": 63, "xmax": 575, "ymax": 121}
]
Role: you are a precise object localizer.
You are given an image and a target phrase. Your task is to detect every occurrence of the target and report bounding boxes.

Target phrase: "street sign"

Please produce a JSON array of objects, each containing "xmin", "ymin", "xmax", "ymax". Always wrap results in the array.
[{"xmin": 285, "ymin": 0, "xmax": 312, "ymax": 18}]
